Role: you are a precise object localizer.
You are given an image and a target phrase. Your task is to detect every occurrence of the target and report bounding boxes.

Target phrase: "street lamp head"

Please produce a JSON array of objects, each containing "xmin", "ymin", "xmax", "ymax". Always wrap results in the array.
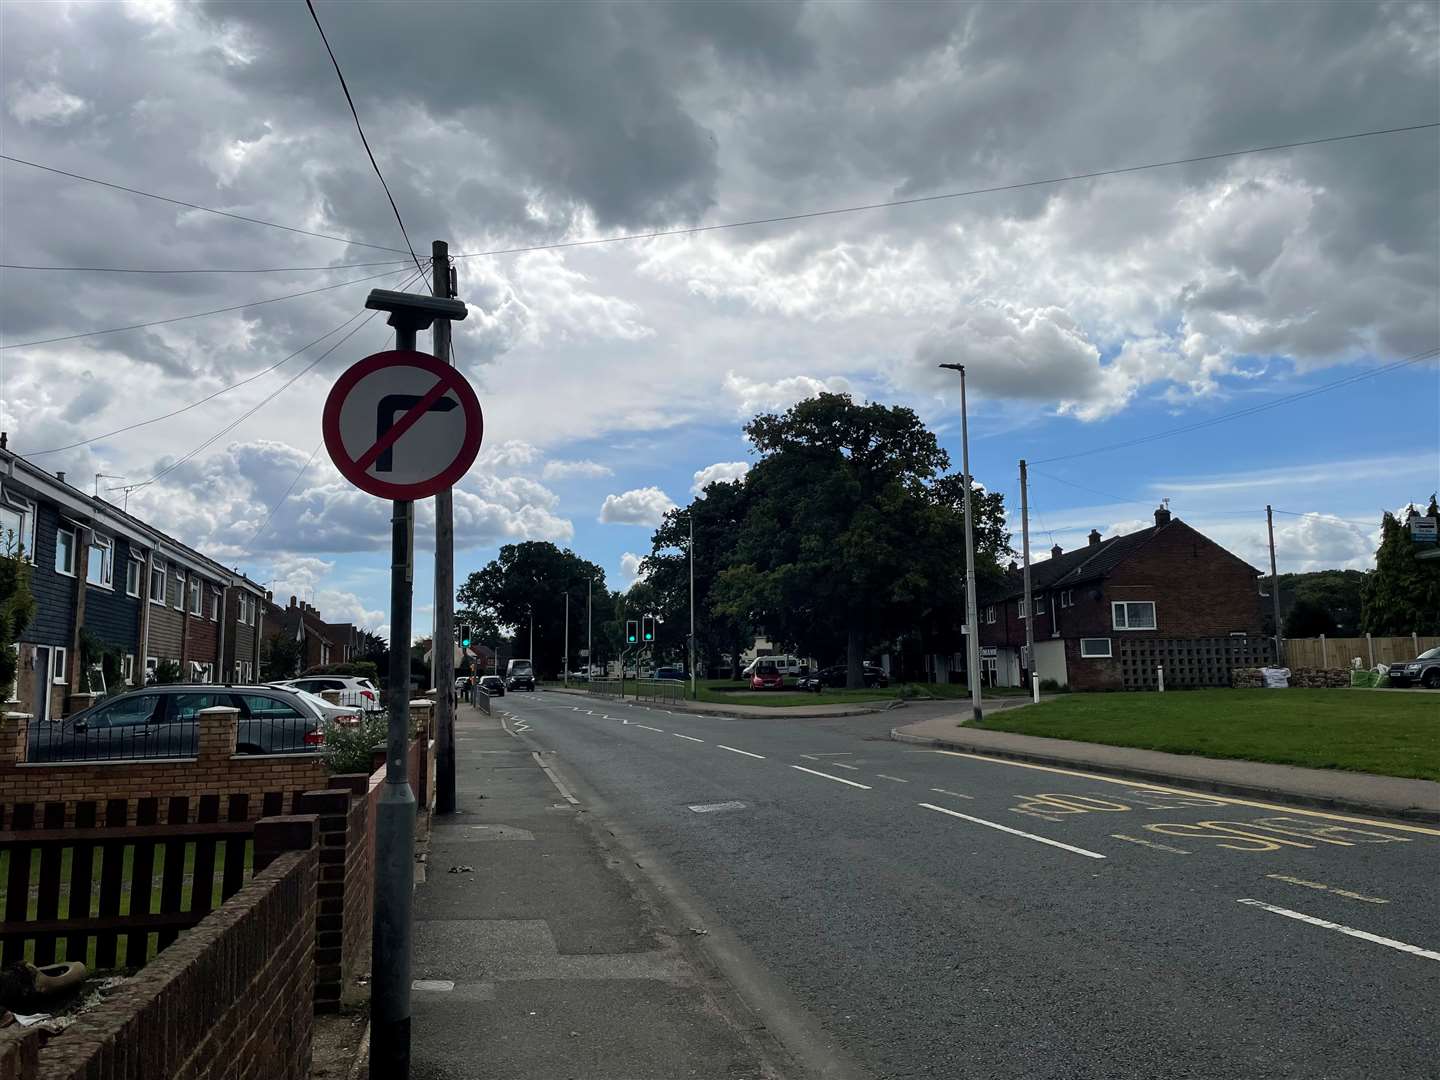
[{"xmin": 937, "ymin": 363, "xmax": 965, "ymax": 374}]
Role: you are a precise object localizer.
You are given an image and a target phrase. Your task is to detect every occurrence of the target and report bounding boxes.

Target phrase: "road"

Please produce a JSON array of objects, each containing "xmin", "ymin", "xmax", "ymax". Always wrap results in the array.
[{"xmin": 495, "ymin": 689, "xmax": 1440, "ymax": 1080}]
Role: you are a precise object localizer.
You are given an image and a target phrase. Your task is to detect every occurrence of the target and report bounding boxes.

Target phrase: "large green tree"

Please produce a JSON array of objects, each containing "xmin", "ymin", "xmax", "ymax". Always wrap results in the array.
[
  {"xmin": 642, "ymin": 478, "xmax": 756, "ymax": 679},
  {"xmin": 1361, "ymin": 497, "xmax": 1440, "ymax": 635},
  {"xmin": 1276, "ymin": 569, "xmax": 1366, "ymax": 637},
  {"xmin": 712, "ymin": 393, "xmax": 1003, "ymax": 688},
  {"xmin": 457, "ymin": 541, "xmax": 607, "ymax": 677}
]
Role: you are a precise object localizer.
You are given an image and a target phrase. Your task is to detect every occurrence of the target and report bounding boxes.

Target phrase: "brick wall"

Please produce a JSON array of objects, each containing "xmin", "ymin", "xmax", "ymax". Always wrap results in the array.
[
  {"xmin": 31, "ymin": 828, "xmax": 318, "ymax": 1080},
  {"xmin": 0, "ymin": 709, "xmax": 330, "ymax": 828},
  {"xmin": 299, "ymin": 778, "xmax": 371, "ymax": 1011}
]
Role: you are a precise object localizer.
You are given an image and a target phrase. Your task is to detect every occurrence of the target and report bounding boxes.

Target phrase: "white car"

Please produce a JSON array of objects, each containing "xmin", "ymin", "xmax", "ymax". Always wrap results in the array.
[
  {"xmin": 271, "ymin": 675, "xmax": 383, "ymax": 712},
  {"xmin": 289, "ymin": 688, "xmax": 363, "ymax": 727}
]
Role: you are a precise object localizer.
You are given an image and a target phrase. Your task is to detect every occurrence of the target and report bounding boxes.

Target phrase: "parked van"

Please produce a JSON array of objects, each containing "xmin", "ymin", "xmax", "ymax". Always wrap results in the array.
[{"xmin": 742, "ymin": 654, "xmax": 809, "ymax": 677}]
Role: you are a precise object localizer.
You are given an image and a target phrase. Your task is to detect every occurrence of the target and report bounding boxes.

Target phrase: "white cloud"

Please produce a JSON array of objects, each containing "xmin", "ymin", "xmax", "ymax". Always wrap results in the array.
[
  {"xmin": 722, "ymin": 371, "xmax": 855, "ymax": 416},
  {"xmin": 691, "ymin": 461, "xmax": 749, "ymax": 494},
  {"xmin": 8, "ymin": 82, "xmax": 87, "ymax": 124},
  {"xmin": 267, "ymin": 555, "xmax": 385, "ymax": 630},
  {"xmin": 619, "ymin": 551, "xmax": 646, "ymax": 587},
  {"xmin": 598, "ymin": 486, "xmax": 676, "ymax": 526},
  {"xmin": 1268, "ymin": 513, "xmax": 1377, "ymax": 571},
  {"xmin": 542, "ymin": 458, "xmax": 614, "ymax": 481}
]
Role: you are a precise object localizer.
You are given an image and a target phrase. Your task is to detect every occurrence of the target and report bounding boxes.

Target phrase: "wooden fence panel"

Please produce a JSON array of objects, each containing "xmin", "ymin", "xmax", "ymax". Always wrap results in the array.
[{"xmin": 1284, "ymin": 635, "xmax": 1439, "ymax": 669}]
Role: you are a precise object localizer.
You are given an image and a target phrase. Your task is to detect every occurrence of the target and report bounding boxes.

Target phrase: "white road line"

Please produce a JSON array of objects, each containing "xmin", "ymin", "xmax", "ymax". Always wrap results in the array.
[
  {"xmin": 1111, "ymin": 833, "xmax": 1190, "ymax": 855},
  {"xmin": 1236, "ymin": 899, "xmax": 1440, "ymax": 961},
  {"xmin": 634, "ymin": 724, "xmax": 664, "ymax": 732},
  {"xmin": 674, "ymin": 733, "xmax": 704, "ymax": 743},
  {"xmin": 875, "ymin": 774, "xmax": 910, "ymax": 784},
  {"xmin": 918, "ymin": 803, "xmax": 1107, "ymax": 859},
  {"xmin": 929, "ymin": 787, "xmax": 974, "ymax": 800},
  {"xmin": 830, "ymin": 762, "xmax": 861, "ymax": 771},
  {"xmin": 790, "ymin": 765, "xmax": 872, "ymax": 790},
  {"xmin": 717, "ymin": 744, "xmax": 765, "ymax": 759}
]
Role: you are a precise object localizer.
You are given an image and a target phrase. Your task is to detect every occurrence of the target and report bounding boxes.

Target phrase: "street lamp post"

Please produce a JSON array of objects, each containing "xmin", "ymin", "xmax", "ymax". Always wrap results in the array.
[{"xmin": 938, "ymin": 362, "xmax": 983, "ymax": 725}]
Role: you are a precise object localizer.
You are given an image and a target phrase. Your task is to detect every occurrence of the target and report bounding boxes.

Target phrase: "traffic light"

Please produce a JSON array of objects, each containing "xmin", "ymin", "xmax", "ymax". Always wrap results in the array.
[
  {"xmin": 642, "ymin": 614, "xmax": 654, "ymax": 642},
  {"xmin": 626, "ymin": 619, "xmax": 638, "ymax": 644},
  {"xmin": 459, "ymin": 624, "xmax": 472, "ymax": 648}
]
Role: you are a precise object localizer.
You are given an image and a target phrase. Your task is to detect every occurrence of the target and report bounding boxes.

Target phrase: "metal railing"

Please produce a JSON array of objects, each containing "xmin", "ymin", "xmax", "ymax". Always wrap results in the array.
[
  {"xmin": 24, "ymin": 716, "xmax": 323, "ymax": 763},
  {"xmin": 586, "ymin": 678, "xmax": 686, "ymax": 704}
]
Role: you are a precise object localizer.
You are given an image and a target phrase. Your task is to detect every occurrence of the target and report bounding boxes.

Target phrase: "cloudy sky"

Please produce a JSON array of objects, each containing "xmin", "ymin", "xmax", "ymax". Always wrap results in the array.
[{"xmin": 2, "ymin": 0, "xmax": 1436, "ymax": 641}]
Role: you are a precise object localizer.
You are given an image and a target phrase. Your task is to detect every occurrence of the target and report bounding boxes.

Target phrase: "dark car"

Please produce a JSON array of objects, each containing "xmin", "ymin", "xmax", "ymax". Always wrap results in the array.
[
  {"xmin": 1387, "ymin": 647, "xmax": 1440, "ymax": 688},
  {"xmin": 798, "ymin": 664, "xmax": 890, "ymax": 692},
  {"xmin": 653, "ymin": 666, "xmax": 686, "ymax": 681},
  {"xmin": 479, "ymin": 675, "xmax": 506, "ymax": 697},
  {"xmin": 27, "ymin": 684, "xmax": 328, "ymax": 763}
]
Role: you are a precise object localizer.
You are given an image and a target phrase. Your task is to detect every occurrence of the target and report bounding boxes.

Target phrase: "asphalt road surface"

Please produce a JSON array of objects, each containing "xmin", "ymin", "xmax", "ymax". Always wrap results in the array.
[{"xmin": 495, "ymin": 689, "xmax": 1440, "ymax": 1080}]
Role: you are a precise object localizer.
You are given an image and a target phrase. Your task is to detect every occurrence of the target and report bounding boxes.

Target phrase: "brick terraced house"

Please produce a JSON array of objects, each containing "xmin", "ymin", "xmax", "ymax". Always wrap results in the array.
[{"xmin": 978, "ymin": 505, "xmax": 1269, "ymax": 691}]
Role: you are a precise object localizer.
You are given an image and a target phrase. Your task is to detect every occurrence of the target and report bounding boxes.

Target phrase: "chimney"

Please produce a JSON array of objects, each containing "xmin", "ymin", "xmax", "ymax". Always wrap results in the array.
[
  {"xmin": 1007, "ymin": 560, "xmax": 1018, "ymax": 574},
  {"xmin": 0, "ymin": 431, "xmax": 7, "ymax": 449},
  {"xmin": 1088, "ymin": 529, "xmax": 1102, "ymax": 546},
  {"xmin": 1154, "ymin": 504, "xmax": 1172, "ymax": 526},
  {"xmin": 1050, "ymin": 543, "xmax": 1063, "ymax": 559},
  {"xmin": 289, "ymin": 595, "xmax": 298, "ymax": 608},
  {"xmin": 265, "ymin": 590, "xmax": 273, "ymax": 603},
  {"xmin": 56, "ymin": 471, "xmax": 66, "ymax": 484}
]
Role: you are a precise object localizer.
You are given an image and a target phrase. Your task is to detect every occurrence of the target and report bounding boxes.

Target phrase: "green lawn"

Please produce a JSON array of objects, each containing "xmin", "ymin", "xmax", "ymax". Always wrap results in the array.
[{"xmin": 973, "ymin": 689, "xmax": 1440, "ymax": 781}]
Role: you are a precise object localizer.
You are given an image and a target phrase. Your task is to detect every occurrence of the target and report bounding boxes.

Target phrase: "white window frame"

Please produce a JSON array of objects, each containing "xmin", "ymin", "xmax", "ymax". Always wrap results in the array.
[
  {"xmin": 145, "ymin": 656, "xmax": 158, "ymax": 683},
  {"xmin": 1035, "ymin": 594, "xmax": 1047, "ymax": 615},
  {"xmin": 126, "ymin": 557, "xmax": 143, "ymax": 597},
  {"xmin": 1059, "ymin": 589, "xmax": 1074, "ymax": 608},
  {"xmin": 122, "ymin": 654, "xmax": 135, "ymax": 685},
  {"xmin": 1080, "ymin": 638, "xmax": 1113, "ymax": 658},
  {"xmin": 55, "ymin": 525, "xmax": 77, "ymax": 577},
  {"xmin": 0, "ymin": 491, "xmax": 36, "ymax": 561},
  {"xmin": 191, "ymin": 660, "xmax": 212, "ymax": 683},
  {"xmin": 210, "ymin": 589, "xmax": 221, "ymax": 621},
  {"xmin": 1111, "ymin": 601, "xmax": 1157, "ymax": 631},
  {"xmin": 87, "ymin": 532, "xmax": 115, "ymax": 589},
  {"xmin": 52, "ymin": 646, "xmax": 68, "ymax": 683},
  {"xmin": 188, "ymin": 576, "xmax": 203, "ymax": 616},
  {"xmin": 984, "ymin": 605, "xmax": 996, "ymax": 624},
  {"xmin": 149, "ymin": 559, "xmax": 167, "ymax": 604},
  {"xmin": 172, "ymin": 569, "xmax": 186, "ymax": 610}
]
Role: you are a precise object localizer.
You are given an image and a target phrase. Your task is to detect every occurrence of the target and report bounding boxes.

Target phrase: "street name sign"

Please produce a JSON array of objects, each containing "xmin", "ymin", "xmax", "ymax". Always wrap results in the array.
[
  {"xmin": 1412, "ymin": 516, "xmax": 1437, "ymax": 543},
  {"xmin": 323, "ymin": 349, "xmax": 483, "ymax": 500}
]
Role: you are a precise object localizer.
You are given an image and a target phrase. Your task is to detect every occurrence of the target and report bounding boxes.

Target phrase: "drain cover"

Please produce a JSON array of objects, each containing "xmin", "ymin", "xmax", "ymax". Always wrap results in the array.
[{"xmin": 688, "ymin": 801, "xmax": 746, "ymax": 814}]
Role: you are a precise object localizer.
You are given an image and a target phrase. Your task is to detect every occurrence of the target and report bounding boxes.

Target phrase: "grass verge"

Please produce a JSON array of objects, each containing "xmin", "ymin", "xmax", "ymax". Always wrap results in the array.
[{"xmin": 972, "ymin": 688, "xmax": 1440, "ymax": 781}]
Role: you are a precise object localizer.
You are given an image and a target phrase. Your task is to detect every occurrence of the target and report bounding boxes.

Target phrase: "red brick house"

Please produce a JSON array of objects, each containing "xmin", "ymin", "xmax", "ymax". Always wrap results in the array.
[{"xmin": 978, "ymin": 506, "xmax": 1269, "ymax": 690}]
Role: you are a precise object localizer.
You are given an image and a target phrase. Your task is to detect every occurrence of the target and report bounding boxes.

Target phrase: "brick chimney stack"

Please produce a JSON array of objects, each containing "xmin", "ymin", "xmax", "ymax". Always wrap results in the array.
[
  {"xmin": 1050, "ymin": 543, "xmax": 1063, "ymax": 558},
  {"xmin": 1154, "ymin": 505, "xmax": 1172, "ymax": 526},
  {"xmin": 1089, "ymin": 529, "xmax": 1102, "ymax": 546}
]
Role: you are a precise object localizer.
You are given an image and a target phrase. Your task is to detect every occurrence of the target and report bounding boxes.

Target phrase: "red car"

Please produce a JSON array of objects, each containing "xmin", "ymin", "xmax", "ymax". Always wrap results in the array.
[{"xmin": 749, "ymin": 661, "xmax": 785, "ymax": 690}]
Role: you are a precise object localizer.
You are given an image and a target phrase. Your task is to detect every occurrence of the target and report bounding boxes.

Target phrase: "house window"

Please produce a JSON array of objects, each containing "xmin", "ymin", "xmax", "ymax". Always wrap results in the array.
[
  {"xmin": 0, "ymin": 492, "xmax": 35, "ymax": 560},
  {"xmin": 122, "ymin": 654, "xmax": 135, "ymax": 685},
  {"xmin": 191, "ymin": 661, "xmax": 212, "ymax": 683},
  {"xmin": 149, "ymin": 559, "xmax": 167, "ymax": 603},
  {"xmin": 145, "ymin": 656, "xmax": 158, "ymax": 683},
  {"xmin": 55, "ymin": 526, "xmax": 77, "ymax": 576},
  {"xmin": 52, "ymin": 646, "xmax": 68, "ymax": 683},
  {"xmin": 1111, "ymin": 601, "xmax": 1157, "ymax": 630},
  {"xmin": 1035, "ymin": 595, "xmax": 1047, "ymax": 615},
  {"xmin": 984, "ymin": 605, "xmax": 996, "ymax": 624},
  {"xmin": 1059, "ymin": 589, "xmax": 1074, "ymax": 608},
  {"xmin": 1080, "ymin": 638, "xmax": 1112, "ymax": 658},
  {"xmin": 172, "ymin": 570, "xmax": 185, "ymax": 609},
  {"xmin": 189, "ymin": 577, "xmax": 203, "ymax": 616},
  {"xmin": 126, "ymin": 557, "xmax": 143, "ymax": 597},
  {"xmin": 87, "ymin": 533, "xmax": 114, "ymax": 588},
  {"xmin": 210, "ymin": 591, "xmax": 221, "ymax": 621}
]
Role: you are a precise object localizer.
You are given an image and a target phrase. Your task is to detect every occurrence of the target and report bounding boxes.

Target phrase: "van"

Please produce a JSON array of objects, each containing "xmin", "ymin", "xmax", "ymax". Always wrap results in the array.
[
  {"xmin": 505, "ymin": 658, "xmax": 536, "ymax": 692},
  {"xmin": 742, "ymin": 654, "xmax": 808, "ymax": 677}
]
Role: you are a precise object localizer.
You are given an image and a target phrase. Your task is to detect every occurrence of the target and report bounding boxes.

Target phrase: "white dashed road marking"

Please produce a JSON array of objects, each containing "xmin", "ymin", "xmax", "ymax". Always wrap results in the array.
[
  {"xmin": 919, "ymin": 803, "xmax": 1107, "ymax": 860},
  {"xmin": 790, "ymin": 765, "xmax": 872, "ymax": 790},
  {"xmin": 634, "ymin": 724, "xmax": 664, "ymax": 733},
  {"xmin": 929, "ymin": 787, "xmax": 974, "ymax": 800},
  {"xmin": 875, "ymin": 774, "xmax": 910, "ymax": 784},
  {"xmin": 674, "ymin": 733, "xmax": 704, "ymax": 743},
  {"xmin": 1236, "ymin": 899, "xmax": 1439, "ymax": 961},
  {"xmin": 717, "ymin": 745, "xmax": 765, "ymax": 760}
]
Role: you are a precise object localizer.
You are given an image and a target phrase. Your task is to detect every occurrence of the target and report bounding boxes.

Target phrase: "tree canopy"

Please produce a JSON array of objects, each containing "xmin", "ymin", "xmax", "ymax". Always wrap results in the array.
[{"xmin": 1361, "ymin": 497, "xmax": 1440, "ymax": 635}]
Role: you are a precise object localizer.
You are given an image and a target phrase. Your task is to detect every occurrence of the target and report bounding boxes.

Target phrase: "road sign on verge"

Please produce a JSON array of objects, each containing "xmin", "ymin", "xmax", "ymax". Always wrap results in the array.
[
  {"xmin": 980, "ymin": 646, "xmax": 998, "ymax": 658},
  {"xmin": 1412, "ymin": 516, "xmax": 1437, "ymax": 543},
  {"xmin": 322, "ymin": 349, "xmax": 483, "ymax": 500}
]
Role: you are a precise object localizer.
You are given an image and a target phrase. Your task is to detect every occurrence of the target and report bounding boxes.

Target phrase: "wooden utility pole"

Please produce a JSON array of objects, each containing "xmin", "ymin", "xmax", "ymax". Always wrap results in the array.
[
  {"xmin": 1266, "ymin": 504, "xmax": 1284, "ymax": 666},
  {"xmin": 1020, "ymin": 460, "xmax": 1037, "ymax": 703},
  {"xmin": 433, "ymin": 240, "xmax": 456, "ymax": 815}
]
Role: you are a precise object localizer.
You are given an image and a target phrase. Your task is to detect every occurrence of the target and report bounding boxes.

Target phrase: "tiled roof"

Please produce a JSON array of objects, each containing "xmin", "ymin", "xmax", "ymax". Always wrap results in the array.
[{"xmin": 987, "ymin": 523, "xmax": 1162, "ymax": 601}]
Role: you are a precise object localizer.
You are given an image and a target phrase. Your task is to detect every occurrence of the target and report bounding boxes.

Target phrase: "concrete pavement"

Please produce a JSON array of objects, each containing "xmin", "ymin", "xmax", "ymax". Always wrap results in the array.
[
  {"xmin": 408, "ymin": 702, "xmax": 795, "ymax": 1079},
  {"xmin": 490, "ymin": 689, "xmax": 1440, "ymax": 1080},
  {"xmin": 892, "ymin": 712, "xmax": 1440, "ymax": 823}
]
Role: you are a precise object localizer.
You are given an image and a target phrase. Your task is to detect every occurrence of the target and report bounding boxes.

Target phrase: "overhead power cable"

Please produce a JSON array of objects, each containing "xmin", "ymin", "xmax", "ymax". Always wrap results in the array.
[
  {"xmin": 23, "ymin": 264, "xmax": 415, "ymax": 456},
  {"xmin": 451, "ymin": 121, "xmax": 1439, "ymax": 260},
  {"xmin": 242, "ymin": 439, "xmax": 324, "ymax": 558},
  {"xmin": 0, "ymin": 153, "xmax": 412, "ymax": 255},
  {"xmin": 1029, "ymin": 348, "xmax": 1438, "ymax": 465},
  {"xmin": 121, "ymin": 267, "xmax": 427, "ymax": 494},
  {"xmin": 0, "ymin": 259, "xmax": 413, "ymax": 275},
  {"xmin": 0, "ymin": 263, "xmax": 424, "ymax": 350},
  {"xmin": 304, "ymin": 0, "xmax": 426, "ymax": 279}
]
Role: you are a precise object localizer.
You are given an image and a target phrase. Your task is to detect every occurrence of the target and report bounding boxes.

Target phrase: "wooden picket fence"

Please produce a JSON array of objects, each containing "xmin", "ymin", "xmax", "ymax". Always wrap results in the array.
[
  {"xmin": 0, "ymin": 794, "xmax": 259, "ymax": 970},
  {"xmin": 1284, "ymin": 635, "xmax": 1439, "ymax": 669}
]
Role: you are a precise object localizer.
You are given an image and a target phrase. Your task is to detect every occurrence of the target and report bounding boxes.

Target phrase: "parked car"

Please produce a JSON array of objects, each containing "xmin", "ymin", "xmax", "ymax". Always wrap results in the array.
[
  {"xmin": 653, "ymin": 666, "xmax": 686, "ymax": 681},
  {"xmin": 289, "ymin": 688, "xmax": 362, "ymax": 726},
  {"xmin": 506, "ymin": 659, "xmax": 536, "ymax": 692},
  {"xmin": 1387, "ymin": 646, "xmax": 1440, "ymax": 688},
  {"xmin": 567, "ymin": 670, "xmax": 590, "ymax": 682},
  {"xmin": 271, "ymin": 675, "xmax": 382, "ymax": 712},
  {"xmin": 479, "ymin": 675, "xmax": 505, "ymax": 696},
  {"xmin": 797, "ymin": 664, "xmax": 890, "ymax": 691},
  {"xmin": 750, "ymin": 660, "xmax": 785, "ymax": 690},
  {"xmin": 28, "ymin": 684, "xmax": 329, "ymax": 762}
]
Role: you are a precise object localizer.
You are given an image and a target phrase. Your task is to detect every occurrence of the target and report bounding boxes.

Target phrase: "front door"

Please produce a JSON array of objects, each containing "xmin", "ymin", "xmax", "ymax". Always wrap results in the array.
[{"xmin": 32, "ymin": 645, "xmax": 52, "ymax": 724}]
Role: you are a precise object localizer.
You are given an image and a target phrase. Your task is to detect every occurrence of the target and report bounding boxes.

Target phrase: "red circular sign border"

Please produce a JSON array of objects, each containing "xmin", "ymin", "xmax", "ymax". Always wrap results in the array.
[{"xmin": 322, "ymin": 349, "xmax": 484, "ymax": 501}]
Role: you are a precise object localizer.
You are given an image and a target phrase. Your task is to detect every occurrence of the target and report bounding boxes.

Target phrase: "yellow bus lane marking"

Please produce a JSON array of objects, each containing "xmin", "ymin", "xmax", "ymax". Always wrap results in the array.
[
  {"xmin": 929, "ymin": 750, "xmax": 1440, "ymax": 837},
  {"xmin": 1265, "ymin": 874, "xmax": 1389, "ymax": 904},
  {"xmin": 1236, "ymin": 899, "xmax": 1440, "ymax": 961}
]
